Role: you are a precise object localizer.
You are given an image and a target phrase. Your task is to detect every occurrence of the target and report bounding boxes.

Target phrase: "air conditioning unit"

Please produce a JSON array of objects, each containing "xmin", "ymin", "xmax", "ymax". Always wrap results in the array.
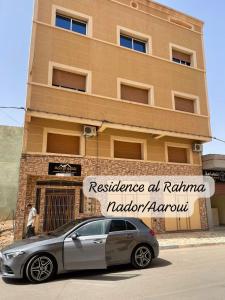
[
  {"xmin": 192, "ymin": 143, "xmax": 203, "ymax": 152},
  {"xmin": 83, "ymin": 125, "xmax": 97, "ymax": 137}
]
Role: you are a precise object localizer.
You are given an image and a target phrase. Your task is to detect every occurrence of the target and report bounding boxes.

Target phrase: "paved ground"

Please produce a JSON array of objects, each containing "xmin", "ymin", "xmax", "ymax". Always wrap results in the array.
[
  {"xmin": 1, "ymin": 245, "xmax": 225, "ymax": 300},
  {"xmin": 158, "ymin": 227, "xmax": 225, "ymax": 249}
]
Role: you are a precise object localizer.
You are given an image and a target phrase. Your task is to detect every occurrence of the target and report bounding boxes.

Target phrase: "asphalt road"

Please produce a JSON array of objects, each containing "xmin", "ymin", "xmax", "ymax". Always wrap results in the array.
[{"xmin": 1, "ymin": 245, "xmax": 225, "ymax": 300}]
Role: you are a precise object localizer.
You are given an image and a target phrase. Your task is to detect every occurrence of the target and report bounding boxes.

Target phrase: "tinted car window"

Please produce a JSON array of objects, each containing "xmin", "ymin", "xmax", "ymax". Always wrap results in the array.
[
  {"xmin": 109, "ymin": 220, "xmax": 126, "ymax": 232},
  {"xmin": 126, "ymin": 221, "xmax": 136, "ymax": 231},
  {"xmin": 76, "ymin": 220, "xmax": 107, "ymax": 236}
]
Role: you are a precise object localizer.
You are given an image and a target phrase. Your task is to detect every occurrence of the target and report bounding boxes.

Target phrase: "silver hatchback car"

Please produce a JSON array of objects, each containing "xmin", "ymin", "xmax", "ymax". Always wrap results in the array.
[{"xmin": 0, "ymin": 217, "xmax": 159, "ymax": 283}]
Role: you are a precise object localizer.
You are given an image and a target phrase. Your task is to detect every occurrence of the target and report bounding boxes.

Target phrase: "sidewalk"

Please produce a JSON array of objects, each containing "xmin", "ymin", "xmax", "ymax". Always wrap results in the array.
[{"xmin": 158, "ymin": 227, "xmax": 225, "ymax": 250}]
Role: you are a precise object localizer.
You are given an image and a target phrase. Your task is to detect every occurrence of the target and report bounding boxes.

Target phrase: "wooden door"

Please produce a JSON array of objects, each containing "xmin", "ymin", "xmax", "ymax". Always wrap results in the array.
[{"xmin": 43, "ymin": 189, "xmax": 75, "ymax": 232}]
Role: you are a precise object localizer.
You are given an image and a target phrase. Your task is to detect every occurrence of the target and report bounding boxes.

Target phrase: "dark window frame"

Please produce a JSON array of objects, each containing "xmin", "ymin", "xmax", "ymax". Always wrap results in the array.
[
  {"xmin": 52, "ymin": 68, "xmax": 87, "ymax": 93},
  {"xmin": 109, "ymin": 219, "xmax": 137, "ymax": 232},
  {"xmin": 120, "ymin": 34, "xmax": 147, "ymax": 53},
  {"xmin": 172, "ymin": 49, "xmax": 192, "ymax": 67},
  {"xmin": 172, "ymin": 57, "xmax": 191, "ymax": 66},
  {"xmin": 109, "ymin": 219, "xmax": 126, "ymax": 232},
  {"xmin": 126, "ymin": 220, "xmax": 137, "ymax": 231},
  {"xmin": 56, "ymin": 13, "xmax": 87, "ymax": 35}
]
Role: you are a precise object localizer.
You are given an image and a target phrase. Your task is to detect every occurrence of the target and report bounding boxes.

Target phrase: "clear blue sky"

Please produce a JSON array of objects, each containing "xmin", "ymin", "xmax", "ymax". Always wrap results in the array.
[{"xmin": 0, "ymin": 0, "xmax": 224, "ymax": 154}]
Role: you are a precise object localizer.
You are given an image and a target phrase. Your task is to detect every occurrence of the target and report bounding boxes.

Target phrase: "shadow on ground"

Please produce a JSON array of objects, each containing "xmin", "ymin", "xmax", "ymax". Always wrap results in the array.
[{"xmin": 2, "ymin": 258, "xmax": 171, "ymax": 285}]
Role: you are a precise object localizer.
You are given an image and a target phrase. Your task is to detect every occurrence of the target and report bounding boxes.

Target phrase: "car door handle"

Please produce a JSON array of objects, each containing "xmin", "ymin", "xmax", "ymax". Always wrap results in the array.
[
  {"xmin": 93, "ymin": 239, "xmax": 103, "ymax": 244},
  {"xmin": 127, "ymin": 233, "xmax": 134, "ymax": 238}
]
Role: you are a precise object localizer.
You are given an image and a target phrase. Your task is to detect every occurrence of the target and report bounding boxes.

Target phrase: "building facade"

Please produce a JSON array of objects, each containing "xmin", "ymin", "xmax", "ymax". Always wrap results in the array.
[
  {"xmin": 15, "ymin": 0, "xmax": 211, "ymax": 239},
  {"xmin": 0, "ymin": 126, "xmax": 23, "ymax": 220}
]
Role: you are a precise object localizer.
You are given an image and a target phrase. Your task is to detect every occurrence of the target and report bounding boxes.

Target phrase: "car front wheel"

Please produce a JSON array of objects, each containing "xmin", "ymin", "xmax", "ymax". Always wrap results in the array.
[
  {"xmin": 131, "ymin": 245, "xmax": 153, "ymax": 269},
  {"xmin": 25, "ymin": 255, "xmax": 55, "ymax": 283}
]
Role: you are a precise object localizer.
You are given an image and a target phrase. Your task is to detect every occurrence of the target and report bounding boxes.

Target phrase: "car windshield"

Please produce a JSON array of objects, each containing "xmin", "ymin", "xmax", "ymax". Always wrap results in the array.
[{"xmin": 47, "ymin": 219, "xmax": 84, "ymax": 236}]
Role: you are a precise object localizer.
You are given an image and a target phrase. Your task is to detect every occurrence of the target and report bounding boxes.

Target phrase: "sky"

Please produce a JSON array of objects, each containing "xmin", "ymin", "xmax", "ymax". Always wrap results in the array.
[{"xmin": 0, "ymin": 0, "xmax": 224, "ymax": 155}]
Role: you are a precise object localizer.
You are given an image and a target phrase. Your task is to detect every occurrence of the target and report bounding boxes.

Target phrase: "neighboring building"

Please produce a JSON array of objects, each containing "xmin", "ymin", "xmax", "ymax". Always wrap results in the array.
[
  {"xmin": 0, "ymin": 126, "xmax": 23, "ymax": 220},
  {"xmin": 15, "ymin": 0, "xmax": 211, "ymax": 239},
  {"xmin": 203, "ymin": 155, "xmax": 225, "ymax": 227}
]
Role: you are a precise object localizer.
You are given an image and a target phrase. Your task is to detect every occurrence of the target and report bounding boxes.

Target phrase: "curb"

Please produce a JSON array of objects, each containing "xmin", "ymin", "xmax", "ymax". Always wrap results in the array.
[{"xmin": 159, "ymin": 242, "xmax": 225, "ymax": 250}]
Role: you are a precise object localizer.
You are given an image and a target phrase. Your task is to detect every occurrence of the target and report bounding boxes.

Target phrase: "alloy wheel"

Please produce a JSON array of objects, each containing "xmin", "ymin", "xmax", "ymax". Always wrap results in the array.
[
  {"xmin": 134, "ymin": 246, "xmax": 152, "ymax": 268},
  {"xmin": 28, "ymin": 256, "xmax": 54, "ymax": 282}
]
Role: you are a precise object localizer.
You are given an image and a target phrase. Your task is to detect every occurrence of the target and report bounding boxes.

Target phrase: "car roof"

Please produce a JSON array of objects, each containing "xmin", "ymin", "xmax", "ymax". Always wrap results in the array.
[{"xmin": 78, "ymin": 216, "xmax": 140, "ymax": 222}]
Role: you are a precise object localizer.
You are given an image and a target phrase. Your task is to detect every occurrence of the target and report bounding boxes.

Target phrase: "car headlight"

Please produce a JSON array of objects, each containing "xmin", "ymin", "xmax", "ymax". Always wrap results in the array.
[{"xmin": 4, "ymin": 251, "xmax": 25, "ymax": 260}]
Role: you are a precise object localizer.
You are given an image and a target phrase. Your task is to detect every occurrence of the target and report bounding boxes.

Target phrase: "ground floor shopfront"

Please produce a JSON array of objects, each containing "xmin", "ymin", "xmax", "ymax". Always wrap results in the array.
[
  {"xmin": 203, "ymin": 154, "xmax": 225, "ymax": 228},
  {"xmin": 15, "ymin": 154, "xmax": 208, "ymax": 239}
]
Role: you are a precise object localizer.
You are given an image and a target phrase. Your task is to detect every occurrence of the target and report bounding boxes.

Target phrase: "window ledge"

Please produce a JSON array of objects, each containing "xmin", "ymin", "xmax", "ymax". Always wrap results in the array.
[
  {"xmin": 44, "ymin": 152, "xmax": 84, "ymax": 158},
  {"xmin": 49, "ymin": 84, "xmax": 88, "ymax": 95},
  {"xmin": 119, "ymin": 44, "xmax": 149, "ymax": 55},
  {"xmin": 112, "ymin": 157, "xmax": 146, "ymax": 162},
  {"xmin": 171, "ymin": 60, "xmax": 197, "ymax": 70}
]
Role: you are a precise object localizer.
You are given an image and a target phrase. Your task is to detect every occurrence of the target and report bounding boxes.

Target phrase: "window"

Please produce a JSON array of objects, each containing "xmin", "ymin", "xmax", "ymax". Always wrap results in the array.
[
  {"xmin": 109, "ymin": 220, "xmax": 126, "ymax": 232},
  {"xmin": 72, "ymin": 19, "xmax": 87, "ymax": 35},
  {"xmin": 76, "ymin": 220, "xmax": 107, "ymax": 236},
  {"xmin": 52, "ymin": 69, "xmax": 86, "ymax": 92},
  {"xmin": 114, "ymin": 140, "xmax": 142, "ymax": 160},
  {"xmin": 56, "ymin": 14, "xmax": 87, "ymax": 35},
  {"xmin": 172, "ymin": 91, "xmax": 199, "ymax": 114},
  {"xmin": 168, "ymin": 146, "xmax": 188, "ymax": 164},
  {"xmin": 172, "ymin": 49, "xmax": 191, "ymax": 66},
  {"xmin": 170, "ymin": 44, "xmax": 196, "ymax": 68},
  {"xmin": 46, "ymin": 133, "xmax": 80, "ymax": 155},
  {"xmin": 121, "ymin": 84, "xmax": 149, "ymax": 104},
  {"xmin": 174, "ymin": 96, "xmax": 195, "ymax": 113},
  {"xmin": 120, "ymin": 34, "xmax": 146, "ymax": 53},
  {"xmin": 126, "ymin": 221, "xmax": 136, "ymax": 230},
  {"xmin": 56, "ymin": 14, "xmax": 71, "ymax": 30}
]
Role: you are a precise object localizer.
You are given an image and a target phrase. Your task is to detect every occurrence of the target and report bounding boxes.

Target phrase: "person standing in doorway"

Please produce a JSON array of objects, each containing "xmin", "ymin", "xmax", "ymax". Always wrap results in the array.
[{"xmin": 26, "ymin": 203, "xmax": 37, "ymax": 238}]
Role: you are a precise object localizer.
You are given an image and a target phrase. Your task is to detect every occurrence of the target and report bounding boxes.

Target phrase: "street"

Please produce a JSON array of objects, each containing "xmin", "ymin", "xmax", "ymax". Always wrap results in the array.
[{"xmin": 1, "ymin": 245, "xmax": 225, "ymax": 300}]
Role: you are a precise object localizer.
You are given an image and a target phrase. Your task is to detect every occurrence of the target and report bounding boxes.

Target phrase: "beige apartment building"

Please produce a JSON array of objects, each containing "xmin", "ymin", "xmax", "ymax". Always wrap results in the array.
[{"xmin": 15, "ymin": 0, "xmax": 211, "ymax": 239}]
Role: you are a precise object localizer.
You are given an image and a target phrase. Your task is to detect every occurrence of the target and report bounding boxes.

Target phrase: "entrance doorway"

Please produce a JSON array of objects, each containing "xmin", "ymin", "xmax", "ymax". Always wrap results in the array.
[
  {"xmin": 43, "ymin": 189, "xmax": 75, "ymax": 232},
  {"xmin": 165, "ymin": 200, "xmax": 201, "ymax": 231}
]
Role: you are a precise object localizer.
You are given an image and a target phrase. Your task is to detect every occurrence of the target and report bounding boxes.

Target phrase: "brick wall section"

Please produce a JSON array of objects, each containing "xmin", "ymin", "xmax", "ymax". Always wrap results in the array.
[
  {"xmin": 15, "ymin": 154, "xmax": 208, "ymax": 239},
  {"xmin": 199, "ymin": 198, "xmax": 208, "ymax": 230}
]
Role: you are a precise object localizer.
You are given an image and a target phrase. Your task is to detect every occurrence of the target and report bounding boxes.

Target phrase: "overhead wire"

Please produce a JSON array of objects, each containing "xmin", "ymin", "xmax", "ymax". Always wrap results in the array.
[{"xmin": 0, "ymin": 106, "xmax": 225, "ymax": 145}]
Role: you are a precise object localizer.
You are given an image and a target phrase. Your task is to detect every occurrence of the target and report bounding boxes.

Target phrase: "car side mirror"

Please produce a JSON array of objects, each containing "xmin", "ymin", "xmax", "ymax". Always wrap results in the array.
[{"xmin": 71, "ymin": 232, "xmax": 79, "ymax": 240}]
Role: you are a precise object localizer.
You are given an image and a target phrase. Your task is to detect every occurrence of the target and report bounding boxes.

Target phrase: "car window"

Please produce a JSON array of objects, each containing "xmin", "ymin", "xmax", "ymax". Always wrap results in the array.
[
  {"xmin": 76, "ymin": 220, "xmax": 107, "ymax": 236},
  {"xmin": 109, "ymin": 220, "xmax": 126, "ymax": 232},
  {"xmin": 48, "ymin": 219, "xmax": 83, "ymax": 236},
  {"xmin": 126, "ymin": 221, "xmax": 137, "ymax": 231}
]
